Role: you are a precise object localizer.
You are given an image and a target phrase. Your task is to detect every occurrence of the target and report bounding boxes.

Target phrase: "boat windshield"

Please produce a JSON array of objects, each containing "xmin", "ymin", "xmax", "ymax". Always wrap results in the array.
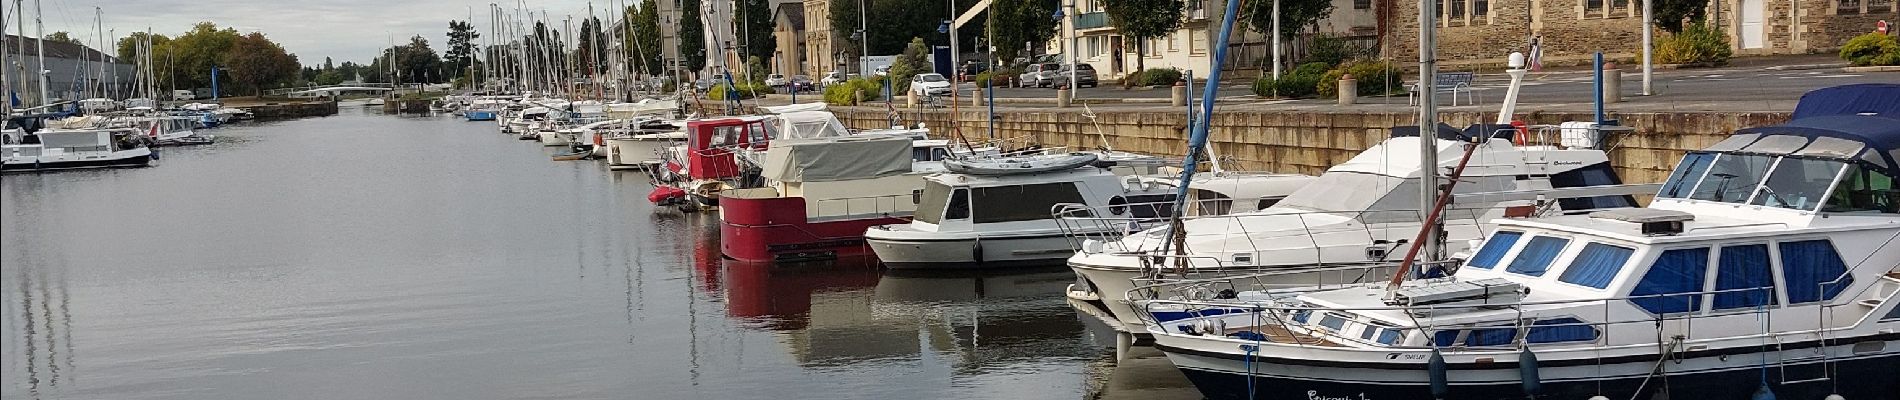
[
  {"xmin": 915, "ymin": 181, "xmax": 954, "ymax": 224},
  {"xmin": 1272, "ymin": 172, "xmax": 1405, "ymax": 214},
  {"xmin": 1658, "ymin": 151, "xmax": 1874, "ymax": 212}
]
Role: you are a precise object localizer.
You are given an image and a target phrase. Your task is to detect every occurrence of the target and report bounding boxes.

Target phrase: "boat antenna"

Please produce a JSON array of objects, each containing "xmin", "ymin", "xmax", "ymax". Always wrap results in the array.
[{"xmin": 1156, "ymin": 0, "xmax": 1244, "ymax": 268}]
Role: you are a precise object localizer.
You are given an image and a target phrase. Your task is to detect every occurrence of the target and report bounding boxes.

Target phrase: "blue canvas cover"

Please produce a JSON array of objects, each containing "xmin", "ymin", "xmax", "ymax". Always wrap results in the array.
[{"xmin": 1791, "ymin": 83, "xmax": 1900, "ymax": 119}]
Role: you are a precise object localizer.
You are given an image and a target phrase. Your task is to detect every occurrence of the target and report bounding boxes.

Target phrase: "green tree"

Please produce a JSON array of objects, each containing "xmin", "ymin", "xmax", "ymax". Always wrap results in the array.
[
  {"xmin": 43, "ymin": 31, "xmax": 82, "ymax": 45},
  {"xmin": 445, "ymin": 20, "xmax": 481, "ymax": 81},
  {"xmin": 1244, "ymin": 0, "xmax": 1333, "ymax": 39},
  {"xmin": 829, "ymin": 0, "xmax": 862, "ymax": 66},
  {"xmin": 888, "ymin": 37, "xmax": 930, "ymax": 92},
  {"xmin": 738, "ymin": 0, "xmax": 776, "ymax": 64},
  {"xmin": 988, "ymin": 0, "xmax": 1060, "ymax": 61},
  {"xmin": 223, "ymin": 32, "xmax": 300, "ymax": 95},
  {"xmin": 627, "ymin": 1, "xmax": 664, "ymax": 75},
  {"xmin": 314, "ymin": 69, "xmax": 346, "ymax": 85},
  {"xmin": 1102, "ymin": 0, "xmax": 1183, "ymax": 71},
  {"xmin": 1652, "ymin": 0, "xmax": 1708, "ymax": 33},
  {"xmin": 171, "ymin": 22, "xmax": 244, "ymax": 91},
  {"xmin": 116, "ymin": 32, "xmax": 171, "ymax": 61},
  {"xmin": 681, "ymin": 0, "xmax": 707, "ymax": 73},
  {"xmin": 388, "ymin": 36, "xmax": 445, "ymax": 84},
  {"xmin": 575, "ymin": 17, "xmax": 607, "ymax": 75}
]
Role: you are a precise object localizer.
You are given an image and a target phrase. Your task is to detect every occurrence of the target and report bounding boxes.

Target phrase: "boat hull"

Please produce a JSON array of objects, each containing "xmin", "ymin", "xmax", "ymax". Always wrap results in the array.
[
  {"xmin": 720, "ymin": 195, "xmax": 907, "ymax": 263},
  {"xmin": 605, "ymin": 138, "xmax": 679, "ymax": 168},
  {"xmin": 3, "ymin": 152, "xmax": 154, "ymax": 172},
  {"xmin": 866, "ymin": 232, "xmax": 1077, "ymax": 269},
  {"xmin": 1159, "ymin": 336, "xmax": 1900, "ymax": 400},
  {"xmin": 464, "ymin": 111, "xmax": 497, "ymax": 121},
  {"xmin": 538, "ymin": 132, "xmax": 570, "ymax": 146},
  {"xmin": 1070, "ymin": 261, "xmax": 1397, "ymax": 335}
]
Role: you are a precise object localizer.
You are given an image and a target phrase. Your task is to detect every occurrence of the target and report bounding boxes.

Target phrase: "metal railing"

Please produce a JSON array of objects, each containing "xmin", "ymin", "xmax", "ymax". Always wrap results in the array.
[
  {"xmin": 810, "ymin": 193, "xmax": 916, "ymax": 220},
  {"xmin": 1052, "ymin": 199, "xmax": 1501, "ymax": 269}
]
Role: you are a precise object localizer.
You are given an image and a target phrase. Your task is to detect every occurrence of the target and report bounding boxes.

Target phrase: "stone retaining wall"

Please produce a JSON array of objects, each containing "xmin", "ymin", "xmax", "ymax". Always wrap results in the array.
[{"xmin": 831, "ymin": 107, "xmax": 1791, "ymax": 184}]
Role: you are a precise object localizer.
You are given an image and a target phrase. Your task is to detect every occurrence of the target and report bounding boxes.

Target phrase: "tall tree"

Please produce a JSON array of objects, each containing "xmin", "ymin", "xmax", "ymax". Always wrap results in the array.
[
  {"xmin": 387, "ymin": 36, "xmax": 445, "ymax": 84},
  {"xmin": 828, "ymin": 0, "xmax": 861, "ymax": 67},
  {"xmin": 116, "ymin": 32, "xmax": 171, "ymax": 61},
  {"xmin": 170, "ymin": 22, "xmax": 243, "ymax": 90},
  {"xmin": 43, "ymin": 31, "xmax": 82, "ymax": 45},
  {"xmin": 737, "ymin": 0, "xmax": 776, "ymax": 65},
  {"xmin": 323, "ymin": 57, "xmax": 334, "ymax": 71},
  {"xmin": 223, "ymin": 32, "xmax": 299, "ymax": 96},
  {"xmin": 988, "ymin": 0, "xmax": 1060, "ymax": 61},
  {"xmin": 681, "ymin": 0, "xmax": 707, "ymax": 73},
  {"xmin": 627, "ymin": 1, "xmax": 664, "ymax": 75},
  {"xmin": 574, "ymin": 17, "xmax": 607, "ymax": 75},
  {"xmin": 1652, "ymin": 0, "xmax": 1707, "ymax": 33},
  {"xmin": 1244, "ymin": 0, "xmax": 1333, "ymax": 38},
  {"xmin": 445, "ymin": 20, "xmax": 481, "ymax": 81},
  {"xmin": 1102, "ymin": 0, "xmax": 1183, "ymax": 71}
]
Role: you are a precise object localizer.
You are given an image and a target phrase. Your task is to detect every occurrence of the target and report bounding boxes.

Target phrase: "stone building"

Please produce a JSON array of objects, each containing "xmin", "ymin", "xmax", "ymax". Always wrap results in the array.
[
  {"xmin": 1050, "ymin": 0, "xmax": 1380, "ymax": 79},
  {"xmin": 803, "ymin": 0, "xmax": 842, "ymax": 76},
  {"xmin": 773, "ymin": 1, "xmax": 809, "ymax": 76},
  {"xmin": 1381, "ymin": 0, "xmax": 1898, "ymax": 67}
]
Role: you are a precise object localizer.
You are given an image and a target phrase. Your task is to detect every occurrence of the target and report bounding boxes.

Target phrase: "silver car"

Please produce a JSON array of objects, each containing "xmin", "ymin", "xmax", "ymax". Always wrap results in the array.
[{"xmin": 1018, "ymin": 63, "xmax": 1062, "ymax": 88}]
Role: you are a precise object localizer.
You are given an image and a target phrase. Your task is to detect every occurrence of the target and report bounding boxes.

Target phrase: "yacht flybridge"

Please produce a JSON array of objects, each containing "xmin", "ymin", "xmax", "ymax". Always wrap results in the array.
[{"xmin": 1134, "ymin": 84, "xmax": 1900, "ymax": 400}]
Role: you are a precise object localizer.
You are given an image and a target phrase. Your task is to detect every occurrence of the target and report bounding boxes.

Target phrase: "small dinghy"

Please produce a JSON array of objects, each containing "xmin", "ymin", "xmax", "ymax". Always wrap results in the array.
[
  {"xmin": 551, "ymin": 146, "xmax": 596, "ymax": 161},
  {"xmin": 943, "ymin": 152, "xmax": 1098, "ymax": 175}
]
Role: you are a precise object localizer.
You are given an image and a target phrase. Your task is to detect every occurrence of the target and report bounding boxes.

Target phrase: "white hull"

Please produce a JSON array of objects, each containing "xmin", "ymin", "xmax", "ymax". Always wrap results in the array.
[
  {"xmin": 866, "ymin": 231, "xmax": 1078, "ymax": 268},
  {"xmin": 1071, "ymin": 261, "xmax": 1398, "ymax": 334},
  {"xmin": 538, "ymin": 131, "xmax": 570, "ymax": 146},
  {"xmin": 606, "ymin": 137, "xmax": 681, "ymax": 167}
]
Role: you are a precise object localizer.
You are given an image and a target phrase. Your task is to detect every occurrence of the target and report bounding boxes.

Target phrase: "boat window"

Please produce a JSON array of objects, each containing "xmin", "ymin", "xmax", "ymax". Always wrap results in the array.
[
  {"xmin": 1712, "ymin": 244, "xmax": 1777, "ymax": 310},
  {"xmin": 1317, "ymin": 314, "xmax": 1348, "ymax": 331},
  {"xmin": 1749, "ymin": 158, "xmax": 1846, "ymax": 210},
  {"xmin": 1256, "ymin": 197, "xmax": 1282, "ymax": 210},
  {"xmin": 1779, "ymin": 240, "xmax": 1853, "ymax": 304},
  {"xmin": 970, "ymin": 183, "xmax": 1086, "ymax": 223},
  {"xmin": 1629, "ymin": 248, "xmax": 1710, "ymax": 314},
  {"xmin": 1549, "ymin": 162, "xmax": 1639, "ymax": 210},
  {"xmin": 1192, "ymin": 189, "xmax": 1234, "ymax": 215},
  {"xmin": 1821, "ymin": 163, "xmax": 1899, "ymax": 213},
  {"xmin": 1504, "ymin": 236, "xmax": 1570, "ymax": 277},
  {"xmin": 1689, "ymin": 153, "xmax": 1776, "ymax": 203},
  {"xmin": 1290, "ymin": 309, "xmax": 1312, "ymax": 324},
  {"xmin": 1359, "ymin": 325, "xmax": 1379, "ymax": 341},
  {"xmin": 1375, "ymin": 329, "xmax": 1403, "ymax": 345},
  {"xmin": 945, "ymin": 188, "xmax": 970, "ymax": 220},
  {"xmin": 1557, "ymin": 243, "xmax": 1636, "ymax": 289},
  {"xmin": 1360, "ymin": 175, "xmax": 1515, "ymax": 223},
  {"xmin": 1525, "ymin": 318, "xmax": 1598, "ymax": 344},
  {"xmin": 913, "ymin": 182, "xmax": 954, "ymax": 224},
  {"xmin": 1463, "ymin": 327, "xmax": 1517, "ymax": 346},
  {"xmin": 1108, "ymin": 194, "xmax": 1175, "ymax": 219},
  {"xmin": 1432, "ymin": 330, "xmax": 1460, "ymax": 347},
  {"xmin": 1467, "ymin": 231, "xmax": 1523, "ymax": 269}
]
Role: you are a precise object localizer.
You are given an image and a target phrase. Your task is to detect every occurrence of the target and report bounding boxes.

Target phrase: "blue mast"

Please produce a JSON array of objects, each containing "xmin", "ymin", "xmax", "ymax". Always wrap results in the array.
[{"xmin": 1161, "ymin": 0, "xmax": 1244, "ymax": 254}]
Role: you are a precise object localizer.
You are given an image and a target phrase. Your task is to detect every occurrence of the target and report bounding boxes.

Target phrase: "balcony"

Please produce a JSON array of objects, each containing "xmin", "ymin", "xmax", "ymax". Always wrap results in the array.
[{"xmin": 1074, "ymin": 12, "xmax": 1110, "ymax": 30}]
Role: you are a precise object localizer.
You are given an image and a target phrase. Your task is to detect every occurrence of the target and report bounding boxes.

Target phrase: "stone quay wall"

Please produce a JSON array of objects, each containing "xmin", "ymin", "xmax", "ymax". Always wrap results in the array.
[{"xmin": 830, "ymin": 107, "xmax": 1792, "ymax": 184}]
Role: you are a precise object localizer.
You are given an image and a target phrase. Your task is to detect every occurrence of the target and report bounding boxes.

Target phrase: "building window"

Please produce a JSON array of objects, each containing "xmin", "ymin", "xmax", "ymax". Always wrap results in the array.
[
  {"xmin": 1169, "ymin": 33, "xmax": 1180, "ymax": 52},
  {"xmin": 1473, "ymin": 0, "xmax": 1489, "ymax": 17},
  {"xmin": 1354, "ymin": 0, "xmax": 1372, "ymax": 8},
  {"xmin": 1868, "ymin": 0, "xmax": 1893, "ymax": 12},
  {"xmin": 1190, "ymin": 28, "xmax": 1209, "ymax": 55},
  {"xmin": 1838, "ymin": 0, "xmax": 1863, "ymax": 12},
  {"xmin": 1447, "ymin": 0, "xmax": 1467, "ymax": 25}
]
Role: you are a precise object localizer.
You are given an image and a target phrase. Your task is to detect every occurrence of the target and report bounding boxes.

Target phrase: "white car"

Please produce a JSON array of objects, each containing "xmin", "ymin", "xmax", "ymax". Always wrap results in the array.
[
  {"xmin": 820, "ymin": 71, "xmax": 848, "ymax": 86},
  {"xmin": 910, "ymin": 73, "xmax": 952, "ymax": 97},
  {"xmin": 764, "ymin": 74, "xmax": 787, "ymax": 87}
]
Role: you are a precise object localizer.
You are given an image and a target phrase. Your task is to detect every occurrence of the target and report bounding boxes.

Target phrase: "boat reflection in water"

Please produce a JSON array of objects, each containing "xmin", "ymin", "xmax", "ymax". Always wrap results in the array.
[{"xmin": 719, "ymin": 256, "xmax": 1096, "ymax": 370}]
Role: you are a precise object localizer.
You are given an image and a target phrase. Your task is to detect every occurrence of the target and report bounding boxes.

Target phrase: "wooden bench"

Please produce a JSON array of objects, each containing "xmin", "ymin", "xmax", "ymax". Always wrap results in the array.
[{"xmin": 1409, "ymin": 71, "xmax": 1478, "ymax": 106}]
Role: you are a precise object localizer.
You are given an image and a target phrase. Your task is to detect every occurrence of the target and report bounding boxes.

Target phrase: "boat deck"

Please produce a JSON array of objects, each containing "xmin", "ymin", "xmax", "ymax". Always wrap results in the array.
[{"xmin": 1225, "ymin": 324, "xmax": 1343, "ymax": 347}]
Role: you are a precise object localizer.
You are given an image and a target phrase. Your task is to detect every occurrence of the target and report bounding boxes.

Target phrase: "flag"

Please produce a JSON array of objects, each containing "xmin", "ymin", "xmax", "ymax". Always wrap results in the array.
[{"xmin": 8, "ymin": 91, "xmax": 18, "ymax": 107}]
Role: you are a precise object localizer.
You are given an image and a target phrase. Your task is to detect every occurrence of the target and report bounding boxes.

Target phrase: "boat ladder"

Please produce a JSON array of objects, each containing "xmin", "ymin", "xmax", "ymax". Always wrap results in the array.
[{"xmin": 1772, "ymin": 334, "xmax": 1833, "ymax": 385}]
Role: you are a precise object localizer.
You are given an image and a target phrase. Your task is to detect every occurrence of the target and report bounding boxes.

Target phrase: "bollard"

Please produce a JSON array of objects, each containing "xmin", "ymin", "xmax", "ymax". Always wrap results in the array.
[
  {"xmin": 1171, "ymin": 82, "xmax": 1187, "ymax": 107},
  {"xmin": 1337, "ymin": 74, "xmax": 1358, "ymax": 105},
  {"xmin": 1056, "ymin": 88, "xmax": 1072, "ymax": 108},
  {"xmin": 972, "ymin": 88, "xmax": 984, "ymax": 107},
  {"xmin": 855, "ymin": 90, "xmax": 865, "ymax": 105},
  {"xmin": 1601, "ymin": 62, "xmax": 1622, "ymax": 104}
]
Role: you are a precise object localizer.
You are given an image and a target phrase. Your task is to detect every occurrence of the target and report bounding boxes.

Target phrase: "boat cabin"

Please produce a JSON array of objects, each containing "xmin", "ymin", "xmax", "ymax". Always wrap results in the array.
[
  {"xmin": 908, "ymin": 166, "xmax": 1154, "ymax": 233},
  {"xmin": 685, "ymin": 116, "xmax": 773, "ymax": 180}
]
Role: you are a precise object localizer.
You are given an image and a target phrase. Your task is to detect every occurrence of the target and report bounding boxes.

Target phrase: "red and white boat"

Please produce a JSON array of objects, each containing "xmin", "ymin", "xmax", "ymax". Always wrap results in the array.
[{"xmin": 719, "ymin": 134, "xmax": 948, "ymax": 263}]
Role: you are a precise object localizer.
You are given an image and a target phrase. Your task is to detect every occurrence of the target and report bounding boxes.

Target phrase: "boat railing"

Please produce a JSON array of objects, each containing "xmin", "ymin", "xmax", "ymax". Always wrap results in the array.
[
  {"xmin": 1052, "ymin": 200, "xmax": 1498, "ymax": 267},
  {"xmin": 1135, "ymin": 280, "xmax": 1859, "ymax": 352},
  {"xmin": 808, "ymin": 193, "xmax": 916, "ymax": 220}
]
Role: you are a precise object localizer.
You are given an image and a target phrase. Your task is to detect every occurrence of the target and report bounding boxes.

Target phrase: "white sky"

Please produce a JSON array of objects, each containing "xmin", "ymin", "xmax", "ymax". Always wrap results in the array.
[{"xmin": 12, "ymin": 0, "xmax": 623, "ymax": 66}]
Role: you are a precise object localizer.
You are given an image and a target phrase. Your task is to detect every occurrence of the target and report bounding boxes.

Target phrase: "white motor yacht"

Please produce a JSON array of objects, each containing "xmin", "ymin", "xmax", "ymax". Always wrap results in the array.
[
  {"xmin": 1134, "ymin": 83, "xmax": 1900, "ymax": 400},
  {"xmin": 3, "ymin": 128, "xmax": 156, "ymax": 172}
]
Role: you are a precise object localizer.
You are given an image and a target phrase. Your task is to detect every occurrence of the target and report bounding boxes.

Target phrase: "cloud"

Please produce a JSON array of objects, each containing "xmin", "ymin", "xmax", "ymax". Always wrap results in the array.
[{"xmin": 31, "ymin": 0, "xmax": 617, "ymax": 65}]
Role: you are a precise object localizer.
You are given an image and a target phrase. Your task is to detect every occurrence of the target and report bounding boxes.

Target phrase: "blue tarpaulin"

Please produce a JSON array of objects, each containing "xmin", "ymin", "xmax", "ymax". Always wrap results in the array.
[{"xmin": 1791, "ymin": 83, "xmax": 1900, "ymax": 119}]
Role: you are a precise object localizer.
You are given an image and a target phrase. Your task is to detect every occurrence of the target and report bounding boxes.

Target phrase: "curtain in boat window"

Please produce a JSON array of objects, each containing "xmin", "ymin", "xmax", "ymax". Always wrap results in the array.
[
  {"xmin": 1713, "ymin": 244, "xmax": 1777, "ymax": 310},
  {"xmin": 1629, "ymin": 248, "xmax": 1709, "ymax": 314},
  {"xmin": 1526, "ymin": 317, "xmax": 1598, "ymax": 343},
  {"xmin": 1779, "ymin": 240, "xmax": 1853, "ymax": 304},
  {"xmin": 1432, "ymin": 330, "xmax": 1460, "ymax": 347},
  {"xmin": 1505, "ymin": 236, "xmax": 1570, "ymax": 277},
  {"xmin": 1463, "ymin": 327, "xmax": 1518, "ymax": 346},
  {"xmin": 1467, "ymin": 231, "xmax": 1523, "ymax": 269},
  {"xmin": 1558, "ymin": 243, "xmax": 1636, "ymax": 289}
]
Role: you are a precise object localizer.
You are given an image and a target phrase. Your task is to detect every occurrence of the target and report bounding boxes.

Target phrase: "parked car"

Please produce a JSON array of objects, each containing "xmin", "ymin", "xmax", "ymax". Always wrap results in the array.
[
  {"xmin": 821, "ymin": 71, "xmax": 848, "ymax": 86},
  {"xmin": 910, "ymin": 73, "xmax": 952, "ymax": 97},
  {"xmin": 1054, "ymin": 63, "xmax": 1099, "ymax": 88},
  {"xmin": 1018, "ymin": 63, "xmax": 1062, "ymax": 88},
  {"xmin": 764, "ymin": 74, "xmax": 787, "ymax": 87},
  {"xmin": 789, "ymin": 75, "xmax": 815, "ymax": 92},
  {"xmin": 873, "ymin": 65, "xmax": 891, "ymax": 77},
  {"xmin": 959, "ymin": 63, "xmax": 990, "ymax": 81}
]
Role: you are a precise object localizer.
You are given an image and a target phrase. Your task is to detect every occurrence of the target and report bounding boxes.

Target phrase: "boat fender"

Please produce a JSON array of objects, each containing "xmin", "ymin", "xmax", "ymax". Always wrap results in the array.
[
  {"xmin": 1750, "ymin": 384, "xmax": 1776, "ymax": 400},
  {"xmin": 150, "ymin": 150, "xmax": 160, "ymax": 160},
  {"xmin": 1517, "ymin": 348, "xmax": 1542, "ymax": 396},
  {"xmin": 1823, "ymin": 395, "xmax": 1845, "ymax": 400},
  {"xmin": 1427, "ymin": 349, "xmax": 1449, "ymax": 399},
  {"xmin": 972, "ymin": 240, "xmax": 984, "ymax": 264}
]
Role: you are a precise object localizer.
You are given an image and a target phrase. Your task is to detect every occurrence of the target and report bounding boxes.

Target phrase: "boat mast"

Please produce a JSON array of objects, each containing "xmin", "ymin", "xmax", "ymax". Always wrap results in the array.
[
  {"xmin": 1415, "ymin": 0, "xmax": 1442, "ymax": 266},
  {"xmin": 33, "ymin": 0, "xmax": 48, "ymax": 106},
  {"xmin": 1158, "ymin": 0, "xmax": 1245, "ymax": 266}
]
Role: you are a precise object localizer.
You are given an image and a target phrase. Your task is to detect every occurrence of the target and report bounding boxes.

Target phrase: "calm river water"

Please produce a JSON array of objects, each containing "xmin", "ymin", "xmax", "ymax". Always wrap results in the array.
[{"xmin": 0, "ymin": 106, "xmax": 1196, "ymax": 400}]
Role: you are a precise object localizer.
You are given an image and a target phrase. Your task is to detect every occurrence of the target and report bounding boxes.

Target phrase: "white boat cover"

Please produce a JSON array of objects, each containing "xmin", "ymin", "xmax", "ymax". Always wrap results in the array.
[
  {"xmin": 759, "ymin": 103, "xmax": 828, "ymax": 114},
  {"xmin": 48, "ymin": 116, "xmax": 106, "ymax": 129},
  {"xmin": 607, "ymin": 99, "xmax": 678, "ymax": 117},
  {"xmin": 762, "ymin": 134, "xmax": 913, "ymax": 182},
  {"xmin": 772, "ymin": 111, "xmax": 851, "ymax": 139}
]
